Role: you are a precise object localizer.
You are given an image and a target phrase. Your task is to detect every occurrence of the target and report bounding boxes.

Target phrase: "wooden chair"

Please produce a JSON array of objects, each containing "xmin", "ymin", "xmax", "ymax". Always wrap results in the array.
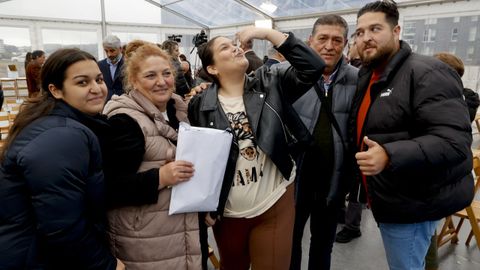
[
  {"xmin": 460, "ymin": 201, "xmax": 480, "ymax": 246},
  {"xmin": 208, "ymin": 245, "xmax": 220, "ymax": 269},
  {"xmin": 8, "ymin": 110, "xmax": 18, "ymax": 122},
  {"xmin": 5, "ymin": 98, "xmax": 18, "ymax": 105},
  {"xmin": 475, "ymin": 113, "xmax": 480, "ymax": 135},
  {"xmin": 0, "ymin": 112, "xmax": 10, "ymax": 149},
  {"xmin": 437, "ymin": 154, "xmax": 480, "ymax": 249}
]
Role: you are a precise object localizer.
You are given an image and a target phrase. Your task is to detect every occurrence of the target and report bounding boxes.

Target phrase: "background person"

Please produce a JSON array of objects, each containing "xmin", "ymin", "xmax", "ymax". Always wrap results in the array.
[
  {"xmin": 26, "ymin": 50, "xmax": 46, "ymax": 98},
  {"xmin": 0, "ymin": 48, "xmax": 124, "ymax": 270},
  {"xmin": 434, "ymin": 52, "xmax": 480, "ymax": 122},
  {"xmin": 347, "ymin": 40, "xmax": 362, "ymax": 68},
  {"xmin": 24, "ymin": 51, "xmax": 32, "ymax": 71},
  {"xmin": 263, "ymin": 46, "xmax": 286, "ymax": 68},
  {"xmin": 188, "ymin": 26, "xmax": 324, "ymax": 270},
  {"xmin": 240, "ymin": 38, "xmax": 263, "ymax": 74},
  {"xmin": 179, "ymin": 53, "xmax": 195, "ymax": 88},
  {"xmin": 162, "ymin": 40, "xmax": 191, "ymax": 97},
  {"xmin": 336, "ymin": 40, "xmax": 365, "ymax": 245},
  {"xmin": 421, "ymin": 51, "xmax": 480, "ymax": 270},
  {"xmin": 98, "ymin": 35, "xmax": 124, "ymax": 100}
]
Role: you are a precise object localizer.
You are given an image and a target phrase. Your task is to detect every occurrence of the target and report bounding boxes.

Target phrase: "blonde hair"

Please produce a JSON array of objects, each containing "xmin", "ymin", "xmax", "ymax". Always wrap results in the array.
[{"xmin": 123, "ymin": 42, "xmax": 175, "ymax": 93}]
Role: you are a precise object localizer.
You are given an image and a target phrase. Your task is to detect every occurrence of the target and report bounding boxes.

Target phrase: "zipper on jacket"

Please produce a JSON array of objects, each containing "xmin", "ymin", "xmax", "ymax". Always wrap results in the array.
[{"xmin": 265, "ymin": 101, "xmax": 290, "ymax": 143}]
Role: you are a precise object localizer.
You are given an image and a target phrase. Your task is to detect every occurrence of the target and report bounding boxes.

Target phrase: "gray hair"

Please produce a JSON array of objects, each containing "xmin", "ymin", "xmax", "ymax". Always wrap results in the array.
[{"xmin": 103, "ymin": 35, "xmax": 121, "ymax": 48}]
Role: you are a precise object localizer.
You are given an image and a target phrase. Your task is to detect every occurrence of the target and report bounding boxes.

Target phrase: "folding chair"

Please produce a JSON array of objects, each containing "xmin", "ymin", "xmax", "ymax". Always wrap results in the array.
[
  {"xmin": 208, "ymin": 245, "xmax": 220, "ymax": 269},
  {"xmin": 437, "ymin": 154, "xmax": 480, "ymax": 249}
]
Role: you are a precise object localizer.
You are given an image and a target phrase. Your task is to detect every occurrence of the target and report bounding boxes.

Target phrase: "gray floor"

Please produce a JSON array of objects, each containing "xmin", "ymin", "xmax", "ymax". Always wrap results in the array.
[
  {"xmin": 331, "ymin": 210, "xmax": 480, "ymax": 270},
  {"xmin": 207, "ymin": 208, "xmax": 480, "ymax": 270}
]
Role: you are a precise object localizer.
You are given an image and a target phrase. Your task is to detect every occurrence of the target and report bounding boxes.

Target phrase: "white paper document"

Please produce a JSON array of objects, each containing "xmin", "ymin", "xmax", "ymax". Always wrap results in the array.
[{"xmin": 169, "ymin": 122, "xmax": 233, "ymax": 215}]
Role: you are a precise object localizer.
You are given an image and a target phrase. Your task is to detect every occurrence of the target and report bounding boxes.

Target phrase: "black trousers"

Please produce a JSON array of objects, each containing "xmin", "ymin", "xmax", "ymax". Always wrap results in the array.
[{"xmin": 290, "ymin": 181, "xmax": 341, "ymax": 270}]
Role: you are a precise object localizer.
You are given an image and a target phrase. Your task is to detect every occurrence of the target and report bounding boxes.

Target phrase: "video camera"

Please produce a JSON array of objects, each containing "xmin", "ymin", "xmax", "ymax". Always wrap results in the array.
[
  {"xmin": 192, "ymin": 30, "xmax": 208, "ymax": 48},
  {"xmin": 167, "ymin": 34, "xmax": 182, "ymax": 43}
]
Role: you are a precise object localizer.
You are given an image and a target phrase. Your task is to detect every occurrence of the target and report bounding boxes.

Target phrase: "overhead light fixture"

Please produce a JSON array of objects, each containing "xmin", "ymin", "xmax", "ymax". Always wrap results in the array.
[{"xmin": 260, "ymin": 1, "xmax": 277, "ymax": 14}]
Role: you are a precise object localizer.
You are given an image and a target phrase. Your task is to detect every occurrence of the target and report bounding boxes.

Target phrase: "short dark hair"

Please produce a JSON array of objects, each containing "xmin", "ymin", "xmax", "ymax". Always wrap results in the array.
[
  {"xmin": 357, "ymin": 0, "xmax": 399, "ymax": 28},
  {"xmin": 312, "ymin": 14, "xmax": 349, "ymax": 40},
  {"xmin": 31, "ymin": 50, "xmax": 45, "ymax": 60}
]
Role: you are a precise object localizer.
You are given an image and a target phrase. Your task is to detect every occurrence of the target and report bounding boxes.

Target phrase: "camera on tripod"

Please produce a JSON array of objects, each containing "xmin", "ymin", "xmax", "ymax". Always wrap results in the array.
[
  {"xmin": 192, "ymin": 30, "xmax": 208, "ymax": 48},
  {"xmin": 167, "ymin": 34, "xmax": 182, "ymax": 43}
]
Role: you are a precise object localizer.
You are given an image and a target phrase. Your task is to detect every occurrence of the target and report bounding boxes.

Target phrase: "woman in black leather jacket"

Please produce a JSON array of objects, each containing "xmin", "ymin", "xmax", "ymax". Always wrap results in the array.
[{"xmin": 188, "ymin": 27, "xmax": 324, "ymax": 270}]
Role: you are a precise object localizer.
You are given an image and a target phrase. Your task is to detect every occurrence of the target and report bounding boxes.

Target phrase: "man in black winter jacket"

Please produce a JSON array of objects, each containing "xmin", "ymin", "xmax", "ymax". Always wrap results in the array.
[{"xmin": 350, "ymin": 1, "xmax": 474, "ymax": 269}]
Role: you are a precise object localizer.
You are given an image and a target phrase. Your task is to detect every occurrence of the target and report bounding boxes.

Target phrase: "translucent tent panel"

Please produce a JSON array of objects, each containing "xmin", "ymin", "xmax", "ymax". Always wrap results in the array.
[
  {"xmin": 0, "ymin": 26, "xmax": 30, "ymax": 47},
  {"xmin": 42, "ymin": 29, "xmax": 99, "ymax": 58},
  {"xmin": 111, "ymin": 32, "xmax": 159, "ymax": 44},
  {"xmin": 151, "ymin": 0, "xmax": 182, "ymax": 4},
  {"xmin": 245, "ymin": 0, "xmax": 372, "ymax": 17},
  {"xmin": 161, "ymin": 10, "xmax": 198, "ymax": 27},
  {"xmin": 0, "ymin": 0, "xmax": 420, "ymax": 28},
  {"xmin": 0, "ymin": 0, "xmax": 195, "ymax": 26},
  {"xmin": 0, "ymin": 0, "xmax": 101, "ymax": 21},
  {"xmin": 105, "ymin": 0, "xmax": 162, "ymax": 25},
  {"xmin": 164, "ymin": 0, "xmax": 266, "ymax": 27},
  {"xmin": 42, "ymin": 29, "xmax": 98, "ymax": 45}
]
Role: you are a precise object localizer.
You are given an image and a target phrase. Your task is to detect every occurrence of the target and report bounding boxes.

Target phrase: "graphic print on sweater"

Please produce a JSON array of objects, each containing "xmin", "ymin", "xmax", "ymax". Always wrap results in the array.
[
  {"xmin": 225, "ymin": 111, "xmax": 263, "ymax": 187},
  {"xmin": 218, "ymin": 94, "xmax": 291, "ymax": 218}
]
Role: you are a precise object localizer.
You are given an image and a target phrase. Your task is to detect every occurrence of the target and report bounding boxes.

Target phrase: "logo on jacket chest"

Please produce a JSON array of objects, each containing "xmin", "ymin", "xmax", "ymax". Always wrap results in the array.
[{"xmin": 380, "ymin": 88, "xmax": 393, "ymax": 97}]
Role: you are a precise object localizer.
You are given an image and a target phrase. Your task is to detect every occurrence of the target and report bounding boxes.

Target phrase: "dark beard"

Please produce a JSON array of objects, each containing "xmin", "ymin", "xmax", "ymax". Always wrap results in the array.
[{"xmin": 361, "ymin": 49, "xmax": 391, "ymax": 69}]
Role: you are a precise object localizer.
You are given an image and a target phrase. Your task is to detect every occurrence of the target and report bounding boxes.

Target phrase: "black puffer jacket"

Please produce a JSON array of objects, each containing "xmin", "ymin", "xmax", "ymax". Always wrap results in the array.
[
  {"xmin": 348, "ymin": 41, "xmax": 474, "ymax": 223},
  {"xmin": 0, "ymin": 101, "xmax": 116, "ymax": 269},
  {"xmin": 188, "ymin": 33, "xmax": 324, "ymax": 218}
]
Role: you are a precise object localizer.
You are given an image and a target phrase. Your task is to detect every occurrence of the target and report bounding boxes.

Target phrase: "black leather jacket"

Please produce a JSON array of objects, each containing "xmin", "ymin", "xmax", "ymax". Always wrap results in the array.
[{"xmin": 188, "ymin": 33, "xmax": 324, "ymax": 218}]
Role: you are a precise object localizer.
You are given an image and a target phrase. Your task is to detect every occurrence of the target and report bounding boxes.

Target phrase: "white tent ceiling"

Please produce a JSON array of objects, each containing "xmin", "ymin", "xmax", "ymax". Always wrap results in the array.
[{"xmin": 0, "ymin": 0, "xmax": 427, "ymax": 30}]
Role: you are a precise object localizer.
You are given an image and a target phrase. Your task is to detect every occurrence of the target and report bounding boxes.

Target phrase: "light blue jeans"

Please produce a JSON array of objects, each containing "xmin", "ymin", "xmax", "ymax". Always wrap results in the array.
[{"xmin": 379, "ymin": 220, "xmax": 438, "ymax": 270}]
